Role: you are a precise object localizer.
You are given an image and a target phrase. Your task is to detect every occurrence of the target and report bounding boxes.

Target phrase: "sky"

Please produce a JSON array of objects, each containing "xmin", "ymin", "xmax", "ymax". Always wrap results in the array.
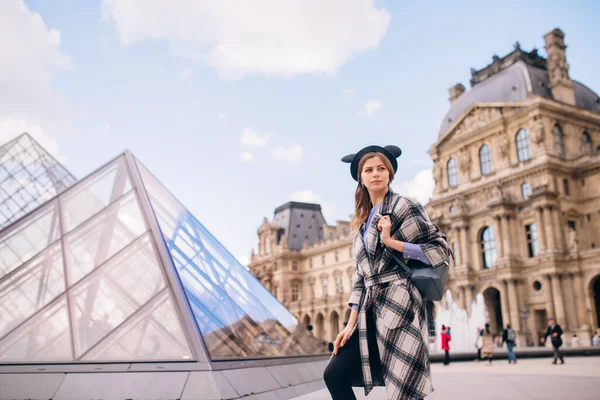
[{"xmin": 1, "ymin": 0, "xmax": 599, "ymax": 266}]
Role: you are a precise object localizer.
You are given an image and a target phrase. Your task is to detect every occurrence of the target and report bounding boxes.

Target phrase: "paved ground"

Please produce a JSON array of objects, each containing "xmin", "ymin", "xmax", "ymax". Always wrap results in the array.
[{"xmin": 291, "ymin": 356, "xmax": 600, "ymax": 399}]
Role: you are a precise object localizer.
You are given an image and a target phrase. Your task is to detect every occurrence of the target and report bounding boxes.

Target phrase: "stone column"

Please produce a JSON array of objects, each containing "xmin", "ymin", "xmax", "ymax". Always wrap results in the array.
[
  {"xmin": 543, "ymin": 274, "xmax": 555, "ymax": 318},
  {"xmin": 536, "ymin": 207, "xmax": 547, "ymax": 252},
  {"xmin": 508, "ymin": 280, "xmax": 521, "ymax": 331},
  {"xmin": 550, "ymin": 274, "xmax": 566, "ymax": 325},
  {"xmin": 494, "ymin": 216, "xmax": 504, "ymax": 259},
  {"xmin": 544, "ymin": 206, "xmax": 556, "ymax": 252},
  {"xmin": 565, "ymin": 273, "xmax": 579, "ymax": 329},
  {"xmin": 458, "ymin": 286, "xmax": 467, "ymax": 310},
  {"xmin": 453, "ymin": 227, "xmax": 462, "ymax": 265},
  {"xmin": 465, "ymin": 285, "xmax": 474, "ymax": 317},
  {"xmin": 551, "ymin": 206, "xmax": 565, "ymax": 252},
  {"xmin": 501, "ymin": 281, "xmax": 511, "ymax": 328},
  {"xmin": 460, "ymin": 226, "xmax": 470, "ymax": 269},
  {"xmin": 501, "ymin": 215, "xmax": 511, "ymax": 259},
  {"xmin": 573, "ymin": 272, "xmax": 588, "ymax": 329}
]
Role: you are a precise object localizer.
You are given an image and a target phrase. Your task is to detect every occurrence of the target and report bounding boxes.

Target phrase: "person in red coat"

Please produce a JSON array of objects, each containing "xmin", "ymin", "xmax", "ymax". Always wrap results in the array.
[{"xmin": 441, "ymin": 325, "xmax": 451, "ymax": 366}]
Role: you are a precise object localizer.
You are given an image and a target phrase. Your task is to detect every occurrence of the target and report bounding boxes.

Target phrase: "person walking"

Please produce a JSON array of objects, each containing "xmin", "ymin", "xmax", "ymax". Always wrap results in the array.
[
  {"xmin": 323, "ymin": 145, "xmax": 449, "ymax": 400},
  {"xmin": 481, "ymin": 323, "xmax": 495, "ymax": 365},
  {"xmin": 475, "ymin": 326, "xmax": 483, "ymax": 362},
  {"xmin": 502, "ymin": 324, "xmax": 517, "ymax": 364},
  {"xmin": 441, "ymin": 325, "xmax": 451, "ymax": 366},
  {"xmin": 542, "ymin": 317, "xmax": 564, "ymax": 364}
]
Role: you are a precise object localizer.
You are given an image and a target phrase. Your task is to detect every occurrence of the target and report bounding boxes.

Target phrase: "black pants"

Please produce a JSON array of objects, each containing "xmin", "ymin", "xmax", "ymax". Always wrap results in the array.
[
  {"xmin": 444, "ymin": 350, "xmax": 450, "ymax": 365},
  {"xmin": 553, "ymin": 345, "xmax": 564, "ymax": 362},
  {"xmin": 323, "ymin": 313, "xmax": 382, "ymax": 400}
]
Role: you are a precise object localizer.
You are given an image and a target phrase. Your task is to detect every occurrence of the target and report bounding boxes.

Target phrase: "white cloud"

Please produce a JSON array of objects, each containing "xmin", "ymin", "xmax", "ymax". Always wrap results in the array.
[
  {"xmin": 0, "ymin": 1, "xmax": 73, "ymax": 148},
  {"xmin": 217, "ymin": 112, "xmax": 226, "ymax": 120},
  {"xmin": 102, "ymin": 0, "xmax": 391, "ymax": 79},
  {"xmin": 359, "ymin": 99, "xmax": 383, "ymax": 117},
  {"xmin": 391, "ymin": 169, "xmax": 434, "ymax": 206},
  {"xmin": 290, "ymin": 189, "xmax": 336, "ymax": 224},
  {"xmin": 241, "ymin": 127, "xmax": 269, "ymax": 148},
  {"xmin": 176, "ymin": 68, "xmax": 193, "ymax": 81},
  {"xmin": 236, "ymin": 255, "xmax": 250, "ymax": 269},
  {"xmin": 272, "ymin": 144, "xmax": 303, "ymax": 164},
  {"xmin": 240, "ymin": 152, "xmax": 255, "ymax": 162},
  {"xmin": 192, "ymin": 100, "xmax": 200, "ymax": 109},
  {"xmin": 342, "ymin": 88, "xmax": 355, "ymax": 97}
]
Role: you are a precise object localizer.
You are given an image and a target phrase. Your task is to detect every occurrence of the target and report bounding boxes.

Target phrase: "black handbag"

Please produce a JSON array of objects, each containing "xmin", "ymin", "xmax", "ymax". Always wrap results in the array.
[{"xmin": 389, "ymin": 250, "xmax": 451, "ymax": 302}]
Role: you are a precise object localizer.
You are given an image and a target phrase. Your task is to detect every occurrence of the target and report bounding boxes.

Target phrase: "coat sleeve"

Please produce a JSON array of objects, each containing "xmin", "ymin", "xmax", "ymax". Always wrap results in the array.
[
  {"xmin": 348, "ymin": 267, "xmax": 365, "ymax": 307},
  {"xmin": 396, "ymin": 197, "xmax": 449, "ymax": 267}
]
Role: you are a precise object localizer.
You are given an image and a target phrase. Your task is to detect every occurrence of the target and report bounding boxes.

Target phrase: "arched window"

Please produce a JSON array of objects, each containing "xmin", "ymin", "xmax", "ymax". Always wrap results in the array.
[
  {"xmin": 321, "ymin": 276, "xmax": 329, "ymax": 298},
  {"xmin": 516, "ymin": 128, "xmax": 531, "ymax": 161},
  {"xmin": 447, "ymin": 158, "xmax": 458, "ymax": 187},
  {"xmin": 291, "ymin": 282, "xmax": 301, "ymax": 301},
  {"xmin": 553, "ymin": 124, "xmax": 565, "ymax": 159},
  {"xmin": 581, "ymin": 131, "xmax": 593, "ymax": 155},
  {"xmin": 480, "ymin": 226, "xmax": 497, "ymax": 269},
  {"xmin": 479, "ymin": 144, "xmax": 493, "ymax": 175}
]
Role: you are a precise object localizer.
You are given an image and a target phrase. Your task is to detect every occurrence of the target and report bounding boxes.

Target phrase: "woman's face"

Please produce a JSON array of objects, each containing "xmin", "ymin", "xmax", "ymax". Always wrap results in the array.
[{"xmin": 360, "ymin": 156, "xmax": 390, "ymax": 191}]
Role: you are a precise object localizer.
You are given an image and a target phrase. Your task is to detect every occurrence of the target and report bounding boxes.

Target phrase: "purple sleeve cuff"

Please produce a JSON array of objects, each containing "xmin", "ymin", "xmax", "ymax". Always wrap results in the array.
[
  {"xmin": 403, "ymin": 243, "xmax": 431, "ymax": 266},
  {"xmin": 351, "ymin": 304, "xmax": 359, "ymax": 310}
]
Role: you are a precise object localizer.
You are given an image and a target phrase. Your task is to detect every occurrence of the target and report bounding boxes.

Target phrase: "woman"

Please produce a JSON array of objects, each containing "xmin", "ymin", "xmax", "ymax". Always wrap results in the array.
[
  {"xmin": 441, "ymin": 325, "xmax": 451, "ymax": 366},
  {"xmin": 481, "ymin": 323, "xmax": 495, "ymax": 365},
  {"xmin": 323, "ymin": 145, "xmax": 449, "ymax": 400}
]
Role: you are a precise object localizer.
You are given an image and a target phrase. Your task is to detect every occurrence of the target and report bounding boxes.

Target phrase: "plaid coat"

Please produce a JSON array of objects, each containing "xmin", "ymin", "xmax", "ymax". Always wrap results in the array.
[{"xmin": 348, "ymin": 189, "xmax": 448, "ymax": 399}]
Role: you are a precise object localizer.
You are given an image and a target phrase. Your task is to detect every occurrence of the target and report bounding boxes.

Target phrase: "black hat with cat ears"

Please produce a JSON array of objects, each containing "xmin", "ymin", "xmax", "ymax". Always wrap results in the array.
[{"xmin": 341, "ymin": 145, "xmax": 402, "ymax": 182}]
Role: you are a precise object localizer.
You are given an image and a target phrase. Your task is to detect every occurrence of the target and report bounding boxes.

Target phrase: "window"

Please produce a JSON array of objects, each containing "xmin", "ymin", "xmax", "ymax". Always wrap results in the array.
[
  {"xmin": 533, "ymin": 281, "xmax": 542, "ymax": 291},
  {"xmin": 321, "ymin": 277, "xmax": 329, "ymax": 298},
  {"xmin": 480, "ymin": 226, "xmax": 497, "ymax": 269},
  {"xmin": 568, "ymin": 220, "xmax": 576, "ymax": 231},
  {"xmin": 310, "ymin": 282, "xmax": 315, "ymax": 299},
  {"xmin": 335, "ymin": 251, "xmax": 339, "ymax": 262},
  {"xmin": 291, "ymin": 261, "xmax": 298, "ymax": 271},
  {"xmin": 273, "ymin": 284, "xmax": 279, "ymax": 299},
  {"xmin": 563, "ymin": 179, "xmax": 570, "ymax": 196},
  {"xmin": 581, "ymin": 131, "xmax": 592, "ymax": 155},
  {"xmin": 525, "ymin": 223, "xmax": 539, "ymax": 257},
  {"xmin": 521, "ymin": 182, "xmax": 531, "ymax": 200},
  {"xmin": 335, "ymin": 275, "xmax": 343, "ymax": 294},
  {"xmin": 447, "ymin": 158, "xmax": 458, "ymax": 187},
  {"xmin": 516, "ymin": 128, "xmax": 531, "ymax": 161},
  {"xmin": 553, "ymin": 124, "xmax": 565, "ymax": 159},
  {"xmin": 479, "ymin": 144, "xmax": 493, "ymax": 175},
  {"xmin": 291, "ymin": 282, "xmax": 301, "ymax": 302},
  {"xmin": 449, "ymin": 205, "xmax": 455, "ymax": 212},
  {"xmin": 321, "ymin": 255, "xmax": 326, "ymax": 265}
]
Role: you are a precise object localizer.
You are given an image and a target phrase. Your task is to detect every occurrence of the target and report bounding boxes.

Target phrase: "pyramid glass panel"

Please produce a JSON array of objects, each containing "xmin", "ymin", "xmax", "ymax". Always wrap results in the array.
[
  {"xmin": 82, "ymin": 290, "xmax": 192, "ymax": 361},
  {"xmin": 70, "ymin": 234, "xmax": 167, "ymax": 357},
  {"xmin": 135, "ymin": 160, "xmax": 327, "ymax": 360},
  {"xmin": 0, "ymin": 201, "xmax": 59, "ymax": 276},
  {"xmin": 0, "ymin": 296, "xmax": 72, "ymax": 362},
  {"xmin": 0, "ymin": 133, "xmax": 76, "ymax": 230},
  {"xmin": 0, "ymin": 242, "xmax": 64, "ymax": 339}
]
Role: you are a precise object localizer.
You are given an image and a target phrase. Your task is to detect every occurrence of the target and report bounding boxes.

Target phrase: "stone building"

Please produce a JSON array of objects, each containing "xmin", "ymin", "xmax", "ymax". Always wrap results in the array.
[
  {"xmin": 427, "ymin": 28, "xmax": 600, "ymax": 345},
  {"xmin": 249, "ymin": 28, "xmax": 600, "ymax": 346}
]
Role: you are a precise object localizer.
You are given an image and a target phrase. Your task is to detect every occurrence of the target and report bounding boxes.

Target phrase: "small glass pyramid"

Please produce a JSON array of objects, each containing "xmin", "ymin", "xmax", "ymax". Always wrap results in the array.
[
  {"xmin": 0, "ymin": 133, "xmax": 77, "ymax": 231},
  {"xmin": 0, "ymin": 149, "xmax": 326, "ymax": 364}
]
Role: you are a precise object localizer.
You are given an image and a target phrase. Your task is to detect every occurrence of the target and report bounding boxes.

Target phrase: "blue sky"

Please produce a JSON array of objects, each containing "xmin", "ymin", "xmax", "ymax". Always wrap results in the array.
[{"xmin": 1, "ymin": 0, "xmax": 599, "ymax": 265}]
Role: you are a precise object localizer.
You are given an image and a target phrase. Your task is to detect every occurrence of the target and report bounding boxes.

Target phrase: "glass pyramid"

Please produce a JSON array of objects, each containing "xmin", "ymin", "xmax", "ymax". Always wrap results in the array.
[
  {"xmin": 0, "ymin": 151, "xmax": 325, "ymax": 364},
  {"xmin": 0, "ymin": 133, "xmax": 77, "ymax": 231}
]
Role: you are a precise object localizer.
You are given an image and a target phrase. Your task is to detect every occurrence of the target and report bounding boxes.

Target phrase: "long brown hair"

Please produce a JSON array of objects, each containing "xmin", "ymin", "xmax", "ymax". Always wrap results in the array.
[{"xmin": 350, "ymin": 152, "xmax": 395, "ymax": 231}]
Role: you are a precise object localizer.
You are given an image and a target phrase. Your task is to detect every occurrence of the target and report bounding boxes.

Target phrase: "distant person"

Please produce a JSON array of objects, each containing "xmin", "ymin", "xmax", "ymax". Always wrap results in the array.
[
  {"xmin": 542, "ymin": 317, "xmax": 564, "ymax": 364},
  {"xmin": 571, "ymin": 334, "xmax": 579, "ymax": 348},
  {"xmin": 447, "ymin": 326, "xmax": 452, "ymax": 339},
  {"xmin": 481, "ymin": 323, "xmax": 495, "ymax": 365},
  {"xmin": 592, "ymin": 331, "xmax": 600, "ymax": 347},
  {"xmin": 502, "ymin": 324, "xmax": 517, "ymax": 364},
  {"xmin": 475, "ymin": 326, "xmax": 483, "ymax": 361},
  {"xmin": 441, "ymin": 326, "xmax": 451, "ymax": 366}
]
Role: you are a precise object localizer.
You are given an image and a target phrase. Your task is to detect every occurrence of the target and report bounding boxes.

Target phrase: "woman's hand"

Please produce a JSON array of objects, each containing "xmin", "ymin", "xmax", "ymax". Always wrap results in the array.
[
  {"xmin": 333, "ymin": 309, "xmax": 358, "ymax": 355},
  {"xmin": 378, "ymin": 215, "xmax": 392, "ymax": 245}
]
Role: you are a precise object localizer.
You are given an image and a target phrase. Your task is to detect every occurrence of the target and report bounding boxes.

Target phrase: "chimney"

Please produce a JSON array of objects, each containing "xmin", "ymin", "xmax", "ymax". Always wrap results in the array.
[
  {"xmin": 448, "ymin": 83, "xmax": 466, "ymax": 104},
  {"xmin": 544, "ymin": 28, "xmax": 576, "ymax": 105}
]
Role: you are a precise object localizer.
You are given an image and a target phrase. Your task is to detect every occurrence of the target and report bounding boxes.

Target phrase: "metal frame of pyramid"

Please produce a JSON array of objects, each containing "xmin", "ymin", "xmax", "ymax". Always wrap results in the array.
[
  {"xmin": 0, "ymin": 148, "xmax": 326, "ymax": 371},
  {"xmin": 0, "ymin": 133, "xmax": 76, "ymax": 231}
]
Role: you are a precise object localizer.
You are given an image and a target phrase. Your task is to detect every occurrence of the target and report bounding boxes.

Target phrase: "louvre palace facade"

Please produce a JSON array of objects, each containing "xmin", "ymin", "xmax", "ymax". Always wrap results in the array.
[{"xmin": 248, "ymin": 28, "xmax": 600, "ymax": 346}]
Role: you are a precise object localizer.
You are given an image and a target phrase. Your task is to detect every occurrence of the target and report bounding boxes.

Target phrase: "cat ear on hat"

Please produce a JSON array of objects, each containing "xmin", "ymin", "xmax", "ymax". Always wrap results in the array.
[
  {"xmin": 341, "ymin": 154, "xmax": 355, "ymax": 163},
  {"xmin": 384, "ymin": 145, "xmax": 402, "ymax": 158}
]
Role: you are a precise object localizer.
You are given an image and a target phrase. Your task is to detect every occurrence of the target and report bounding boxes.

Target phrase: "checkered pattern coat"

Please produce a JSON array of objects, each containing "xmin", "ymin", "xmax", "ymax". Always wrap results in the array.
[{"xmin": 348, "ymin": 189, "xmax": 448, "ymax": 399}]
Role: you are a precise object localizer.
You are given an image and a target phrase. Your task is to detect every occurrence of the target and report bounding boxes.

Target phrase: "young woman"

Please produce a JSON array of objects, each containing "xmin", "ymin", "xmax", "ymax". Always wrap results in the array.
[
  {"xmin": 481, "ymin": 323, "xmax": 495, "ymax": 365},
  {"xmin": 441, "ymin": 325, "xmax": 451, "ymax": 366},
  {"xmin": 323, "ymin": 145, "xmax": 449, "ymax": 400}
]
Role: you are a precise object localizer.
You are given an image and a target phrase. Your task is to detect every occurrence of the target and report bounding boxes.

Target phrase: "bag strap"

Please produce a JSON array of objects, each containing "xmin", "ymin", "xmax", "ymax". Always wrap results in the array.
[{"xmin": 389, "ymin": 250, "xmax": 412, "ymax": 275}]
